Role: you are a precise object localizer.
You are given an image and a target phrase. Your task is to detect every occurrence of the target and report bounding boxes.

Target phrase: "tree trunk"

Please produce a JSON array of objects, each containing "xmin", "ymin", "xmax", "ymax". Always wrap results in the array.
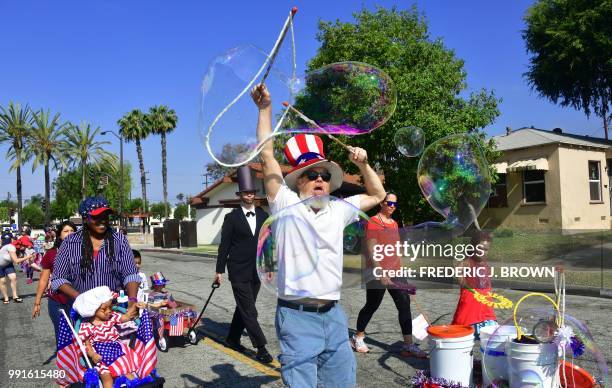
[
  {"xmin": 162, "ymin": 132, "xmax": 168, "ymax": 218},
  {"xmin": 136, "ymin": 139, "xmax": 148, "ymax": 232},
  {"xmin": 44, "ymin": 161, "xmax": 50, "ymax": 225},
  {"xmin": 81, "ymin": 159, "xmax": 87, "ymax": 200},
  {"xmin": 16, "ymin": 164, "xmax": 22, "ymax": 230},
  {"xmin": 602, "ymin": 98, "xmax": 609, "ymax": 140}
]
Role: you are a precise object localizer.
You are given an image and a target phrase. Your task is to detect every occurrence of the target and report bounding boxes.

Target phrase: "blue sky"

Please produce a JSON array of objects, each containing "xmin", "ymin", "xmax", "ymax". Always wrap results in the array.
[{"xmin": 0, "ymin": 0, "xmax": 603, "ymax": 203}]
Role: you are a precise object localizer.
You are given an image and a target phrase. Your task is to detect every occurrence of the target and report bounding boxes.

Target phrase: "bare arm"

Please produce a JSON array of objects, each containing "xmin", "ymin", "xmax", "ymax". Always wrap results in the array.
[
  {"xmin": 349, "ymin": 148, "xmax": 386, "ymax": 212},
  {"xmin": 251, "ymin": 84, "xmax": 283, "ymax": 200},
  {"xmin": 32, "ymin": 269, "xmax": 51, "ymax": 318},
  {"xmin": 10, "ymin": 250, "xmax": 32, "ymax": 265}
]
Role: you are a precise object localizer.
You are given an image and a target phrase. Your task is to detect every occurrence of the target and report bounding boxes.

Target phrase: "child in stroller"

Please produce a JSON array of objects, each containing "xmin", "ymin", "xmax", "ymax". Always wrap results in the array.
[{"xmin": 73, "ymin": 286, "xmax": 142, "ymax": 388}]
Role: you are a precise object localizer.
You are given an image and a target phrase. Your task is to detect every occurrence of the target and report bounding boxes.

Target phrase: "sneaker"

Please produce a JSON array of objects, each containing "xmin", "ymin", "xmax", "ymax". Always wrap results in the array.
[
  {"xmin": 400, "ymin": 343, "xmax": 427, "ymax": 359},
  {"xmin": 26, "ymin": 278, "xmax": 33, "ymax": 285},
  {"xmin": 350, "ymin": 334, "xmax": 369, "ymax": 353}
]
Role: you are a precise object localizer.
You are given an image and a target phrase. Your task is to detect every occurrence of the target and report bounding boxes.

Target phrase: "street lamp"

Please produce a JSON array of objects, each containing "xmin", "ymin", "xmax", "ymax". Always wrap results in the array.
[{"xmin": 101, "ymin": 130, "xmax": 124, "ymax": 227}]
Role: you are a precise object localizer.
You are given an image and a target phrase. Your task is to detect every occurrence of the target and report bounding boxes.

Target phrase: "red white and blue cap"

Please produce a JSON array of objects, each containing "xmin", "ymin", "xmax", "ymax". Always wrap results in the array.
[
  {"xmin": 79, "ymin": 196, "xmax": 113, "ymax": 218},
  {"xmin": 150, "ymin": 272, "xmax": 169, "ymax": 286},
  {"xmin": 283, "ymin": 134, "xmax": 343, "ymax": 192}
]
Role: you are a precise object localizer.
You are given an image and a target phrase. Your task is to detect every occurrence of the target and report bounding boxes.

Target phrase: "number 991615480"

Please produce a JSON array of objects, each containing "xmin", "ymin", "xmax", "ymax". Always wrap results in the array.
[{"xmin": 8, "ymin": 369, "xmax": 65, "ymax": 379}]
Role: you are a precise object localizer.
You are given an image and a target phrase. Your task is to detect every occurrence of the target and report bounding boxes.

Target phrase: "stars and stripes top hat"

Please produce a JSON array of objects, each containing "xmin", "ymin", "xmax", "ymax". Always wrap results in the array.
[
  {"xmin": 150, "ymin": 272, "xmax": 169, "ymax": 286},
  {"xmin": 283, "ymin": 134, "xmax": 343, "ymax": 192}
]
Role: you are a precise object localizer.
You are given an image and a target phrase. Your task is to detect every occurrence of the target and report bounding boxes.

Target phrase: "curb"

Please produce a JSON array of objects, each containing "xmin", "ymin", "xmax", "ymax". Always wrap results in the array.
[{"xmin": 141, "ymin": 248, "xmax": 217, "ymax": 259}]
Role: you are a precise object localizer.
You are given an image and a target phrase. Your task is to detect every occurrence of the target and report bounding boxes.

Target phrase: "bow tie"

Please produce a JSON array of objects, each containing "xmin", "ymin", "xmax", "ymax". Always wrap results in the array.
[{"xmin": 246, "ymin": 211, "xmax": 255, "ymax": 217}]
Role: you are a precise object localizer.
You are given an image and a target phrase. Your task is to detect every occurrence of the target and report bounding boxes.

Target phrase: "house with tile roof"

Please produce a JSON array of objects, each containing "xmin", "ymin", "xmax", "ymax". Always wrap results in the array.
[
  {"xmin": 479, "ymin": 127, "xmax": 612, "ymax": 231},
  {"xmin": 190, "ymin": 163, "xmax": 382, "ymax": 244}
]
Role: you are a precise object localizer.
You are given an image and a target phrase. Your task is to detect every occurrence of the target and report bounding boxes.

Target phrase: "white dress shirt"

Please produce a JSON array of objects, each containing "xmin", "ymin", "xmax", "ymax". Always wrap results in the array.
[{"xmin": 241, "ymin": 205, "xmax": 257, "ymax": 236}]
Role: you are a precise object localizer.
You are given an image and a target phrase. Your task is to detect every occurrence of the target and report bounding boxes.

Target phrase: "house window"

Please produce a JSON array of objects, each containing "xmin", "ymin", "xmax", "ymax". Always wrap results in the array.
[
  {"xmin": 588, "ymin": 161, "xmax": 601, "ymax": 202},
  {"xmin": 523, "ymin": 170, "xmax": 546, "ymax": 204},
  {"xmin": 488, "ymin": 173, "xmax": 507, "ymax": 208}
]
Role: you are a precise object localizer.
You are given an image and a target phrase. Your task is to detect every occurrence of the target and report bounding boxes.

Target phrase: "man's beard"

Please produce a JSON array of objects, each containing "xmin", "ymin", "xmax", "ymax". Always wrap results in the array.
[{"xmin": 300, "ymin": 193, "xmax": 330, "ymax": 209}]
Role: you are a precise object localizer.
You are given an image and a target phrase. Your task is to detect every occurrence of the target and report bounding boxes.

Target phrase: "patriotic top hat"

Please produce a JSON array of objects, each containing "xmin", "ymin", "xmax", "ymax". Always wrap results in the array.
[
  {"xmin": 150, "ymin": 272, "xmax": 169, "ymax": 286},
  {"xmin": 283, "ymin": 134, "xmax": 343, "ymax": 192}
]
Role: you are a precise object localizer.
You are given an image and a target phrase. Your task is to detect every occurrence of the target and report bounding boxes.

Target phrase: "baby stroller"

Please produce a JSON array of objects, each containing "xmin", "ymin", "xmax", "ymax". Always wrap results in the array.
[{"xmin": 56, "ymin": 305, "xmax": 165, "ymax": 388}]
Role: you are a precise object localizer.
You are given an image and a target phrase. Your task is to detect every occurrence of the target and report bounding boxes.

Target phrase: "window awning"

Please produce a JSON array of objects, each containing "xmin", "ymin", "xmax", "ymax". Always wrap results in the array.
[
  {"xmin": 507, "ymin": 158, "xmax": 549, "ymax": 172},
  {"xmin": 493, "ymin": 162, "xmax": 508, "ymax": 173}
]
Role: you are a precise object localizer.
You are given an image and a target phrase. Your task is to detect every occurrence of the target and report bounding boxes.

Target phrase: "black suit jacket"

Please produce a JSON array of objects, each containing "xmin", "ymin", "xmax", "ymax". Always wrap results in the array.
[{"xmin": 216, "ymin": 206, "xmax": 268, "ymax": 282}]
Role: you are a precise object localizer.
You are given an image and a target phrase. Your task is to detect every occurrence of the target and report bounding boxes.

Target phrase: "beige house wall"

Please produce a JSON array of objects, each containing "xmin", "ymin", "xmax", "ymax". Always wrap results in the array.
[
  {"xmin": 479, "ymin": 144, "xmax": 562, "ymax": 230},
  {"xmin": 557, "ymin": 146, "xmax": 610, "ymax": 230}
]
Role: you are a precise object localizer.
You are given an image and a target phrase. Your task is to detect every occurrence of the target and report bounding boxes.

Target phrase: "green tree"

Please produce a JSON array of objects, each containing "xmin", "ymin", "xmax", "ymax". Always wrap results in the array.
[
  {"xmin": 22, "ymin": 203, "xmax": 44, "ymax": 227},
  {"xmin": 173, "ymin": 203, "xmax": 188, "ymax": 220},
  {"xmin": 523, "ymin": 0, "xmax": 611, "ymax": 139},
  {"xmin": 0, "ymin": 102, "xmax": 34, "ymax": 229},
  {"xmin": 118, "ymin": 110, "xmax": 150, "ymax": 217},
  {"xmin": 297, "ymin": 7, "xmax": 500, "ymax": 224},
  {"xmin": 126, "ymin": 198, "xmax": 144, "ymax": 214},
  {"xmin": 64, "ymin": 122, "xmax": 117, "ymax": 200},
  {"xmin": 27, "ymin": 109, "xmax": 69, "ymax": 224},
  {"xmin": 149, "ymin": 202, "xmax": 166, "ymax": 220},
  {"xmin": 0, "ymin": 207, "xmax": 8, "ymax": 222},
  {"xmin": 53, "ymin": 161, "xmax": 130, "ymax": 220},
  {"xmin": 205, "ymin": 143, "xmax": 252, "ymax": 180},
  {"xmin": 148, "ymin": 105, "xmax": 178, "ymax": 218}
]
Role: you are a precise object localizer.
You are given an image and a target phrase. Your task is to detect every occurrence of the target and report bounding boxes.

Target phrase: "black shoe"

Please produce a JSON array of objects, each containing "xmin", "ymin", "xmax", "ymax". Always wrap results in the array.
[
  {"xmin": 226, "ymin": 339, "xmax": 246, "ymax": 353},
  {"xmin": 256, "ymin": 347, "xmax": 273, "ymax": 363}
]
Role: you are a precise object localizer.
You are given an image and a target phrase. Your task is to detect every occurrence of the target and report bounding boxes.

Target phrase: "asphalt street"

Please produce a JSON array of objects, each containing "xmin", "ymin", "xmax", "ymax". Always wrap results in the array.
[{"xmin": 1, "ymin": 251, "xmax": 610, "ymax": 387}]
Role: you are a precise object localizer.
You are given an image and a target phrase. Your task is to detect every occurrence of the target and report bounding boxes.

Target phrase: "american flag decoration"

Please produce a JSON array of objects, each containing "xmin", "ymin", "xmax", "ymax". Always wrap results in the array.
[
  {"xmin": 133, "ymin": 309, "xmax": 158, "ymax": 378},
  {"xmin": 169, "ymin": 313, "xmax": 184, "ymax": 336},
  {"xmin": 56, "ymin": 311, "xmax": 86, "ymax": 385}
]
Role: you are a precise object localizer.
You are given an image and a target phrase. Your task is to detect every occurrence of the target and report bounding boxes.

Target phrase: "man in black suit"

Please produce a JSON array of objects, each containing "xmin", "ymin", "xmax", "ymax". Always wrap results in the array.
[{"xmin": 215, "ymin": 165, "xmax": 273, "ymax": 363}]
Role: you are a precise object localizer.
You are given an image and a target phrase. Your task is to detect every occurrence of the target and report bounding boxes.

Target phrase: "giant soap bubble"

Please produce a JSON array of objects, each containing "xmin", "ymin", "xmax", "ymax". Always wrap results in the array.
[
  {"xmin": 417, "ymin": 133, "xmax": 491, "ymax": 232},
  {"xmin": 200, "ymin": 44, "xmax": 300, "ymax": 167},
  {"xmin": 283, "ymin": 62, "xmax": 397, "ymax": 135}
]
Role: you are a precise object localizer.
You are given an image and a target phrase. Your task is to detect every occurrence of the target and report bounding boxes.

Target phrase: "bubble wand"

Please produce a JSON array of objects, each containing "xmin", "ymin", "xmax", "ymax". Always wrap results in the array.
[
  {"xmin": 261, "ymin": 7, "xmax": 298, "ymax": 84},
  {"xmin": 282, "ymin": 101, "xmax": 353, "ymax": 152}
]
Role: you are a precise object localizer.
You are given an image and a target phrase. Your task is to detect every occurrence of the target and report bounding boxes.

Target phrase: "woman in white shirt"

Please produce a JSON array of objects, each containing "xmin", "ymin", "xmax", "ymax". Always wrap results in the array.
[{"xmin": 0, "ymin": 236, "xmax": 34, "ymax": 303}]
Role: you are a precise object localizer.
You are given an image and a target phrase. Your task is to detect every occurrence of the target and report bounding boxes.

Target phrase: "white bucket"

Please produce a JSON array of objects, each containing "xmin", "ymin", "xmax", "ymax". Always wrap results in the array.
[
  {"xmin": 480, "ymin": 325, "xmax": 516, "ymax": 387},
  {"xmin": 507, "ymin": 340, "xmax": 559, "ymax": 388},
  {"xmin": 428, "ymin": 326, "xmax": 474, "ymax": 387}
]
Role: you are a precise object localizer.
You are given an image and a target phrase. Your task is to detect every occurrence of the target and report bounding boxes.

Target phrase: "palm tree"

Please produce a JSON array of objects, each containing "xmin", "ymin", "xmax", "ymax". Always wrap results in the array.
[
  {"xmin": 0, "ymin": 102, "xmax": 34, "ymax": 229},
  {"xmin": 27, "ymin": 109, "xmax": 69, "ymax": 224},
  {"xmin": 64, "ymin": 122, "xmax": 117, "ymax": 200},
  {"xmin": 118, "ymin": 110, "xmax": 150, "ymax": 218},
  {"xmin": 147, "ymin": 105, "xmax": 177, "ymax": 218}
]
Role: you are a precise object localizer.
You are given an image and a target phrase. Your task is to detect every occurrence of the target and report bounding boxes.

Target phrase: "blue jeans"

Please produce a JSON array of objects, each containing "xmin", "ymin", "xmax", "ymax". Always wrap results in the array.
[
  {"xmin": 275, "ymin": 303, "xmax": 356, "ymax": 388},
  {"xmin": 48, "ymin": 298, "xmax": 71, "ymax": 341}
]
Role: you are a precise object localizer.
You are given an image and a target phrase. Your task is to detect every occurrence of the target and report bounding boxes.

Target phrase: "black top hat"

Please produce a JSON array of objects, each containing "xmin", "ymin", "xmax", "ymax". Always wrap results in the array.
[{"xmin": 236, "ymin": 165, "xmax": 257, "ymax": 194}]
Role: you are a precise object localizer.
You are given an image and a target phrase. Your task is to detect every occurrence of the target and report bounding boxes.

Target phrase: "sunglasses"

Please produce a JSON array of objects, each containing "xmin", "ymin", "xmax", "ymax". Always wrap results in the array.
[
  {"xmin": 301, "ymin": 170, "xmax": 332, "ymax": 182},
  {"xmin": 384, "ymin": 201, "xmax": 398, "ymax": 207}
]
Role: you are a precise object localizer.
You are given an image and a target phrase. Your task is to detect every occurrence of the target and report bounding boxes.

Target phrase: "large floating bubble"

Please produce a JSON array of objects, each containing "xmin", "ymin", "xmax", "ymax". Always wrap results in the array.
[
  {"xmin": 256, "ymin": 195, "xmax": 368, "ymax": 302},
  {"xmin": 283, "ymin": 62, "xmax": 397, "ymax": 135},
  {"xmin": 395, "ymin": 126, "xmax": 425, "ymax": 157},
  {"xmin": 417, "ymin": 133, "xmax": 491, "ymax": 232},
  {"xmin": 200, "ymin": 44, "xmax": 300, "ymax": 167}
]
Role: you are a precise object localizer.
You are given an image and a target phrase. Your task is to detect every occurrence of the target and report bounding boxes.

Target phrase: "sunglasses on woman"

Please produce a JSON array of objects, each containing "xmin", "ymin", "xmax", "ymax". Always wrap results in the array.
[
  {"xmin": 384, "ymin": 201, "xmax": 398, "ymax": 207},
  {"xmin": 301, "ymin": 170, "xmax": 332, "ymax": 182}
]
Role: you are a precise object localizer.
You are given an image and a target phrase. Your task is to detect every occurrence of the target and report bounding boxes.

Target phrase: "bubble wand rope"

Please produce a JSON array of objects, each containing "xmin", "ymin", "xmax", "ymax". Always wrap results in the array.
[
  {"xmin": 261, "ymin": 7, "xmax": 298, "ymax": 84},
  {"xmin": 282, "ymin": 102, "xmax": 353, "ymax": 152}
]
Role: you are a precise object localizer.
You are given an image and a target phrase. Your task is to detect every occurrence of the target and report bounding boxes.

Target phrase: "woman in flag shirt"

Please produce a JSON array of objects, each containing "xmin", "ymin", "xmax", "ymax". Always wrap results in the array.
[{"xmin": 50, "ymin": 197, "xmax": 140, "ymax": 304}]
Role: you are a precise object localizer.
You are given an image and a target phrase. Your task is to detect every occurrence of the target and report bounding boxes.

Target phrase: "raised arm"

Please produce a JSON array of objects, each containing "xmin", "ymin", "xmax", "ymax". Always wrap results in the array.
[
  {"xmin": 349, "ymin": 147, "xmax": 387, "ymax": 212},
  {"xmin": 251, "ymin": 83, "xmax": 283, "ymax": 201}
]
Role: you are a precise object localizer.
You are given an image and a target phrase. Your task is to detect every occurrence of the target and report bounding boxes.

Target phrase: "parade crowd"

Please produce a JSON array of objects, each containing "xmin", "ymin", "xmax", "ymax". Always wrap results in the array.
[{"xmin": 0, "ymin": 83, "xmax": 498, "ymax": 388}]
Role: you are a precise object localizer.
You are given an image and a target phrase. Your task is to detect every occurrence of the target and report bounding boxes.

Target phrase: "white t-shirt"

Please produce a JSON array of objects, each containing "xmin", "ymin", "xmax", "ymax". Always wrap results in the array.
[
  {"xmin": 137, "ymin": 272, "xmax": 150, "ymax": 302},
  {"xmin": 0, "ymin": 244, "xmax": 16, "ymax": 267},
  {"xmin": 268, "ymin": 184, "xmax": 361, "ymax": 300}
]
